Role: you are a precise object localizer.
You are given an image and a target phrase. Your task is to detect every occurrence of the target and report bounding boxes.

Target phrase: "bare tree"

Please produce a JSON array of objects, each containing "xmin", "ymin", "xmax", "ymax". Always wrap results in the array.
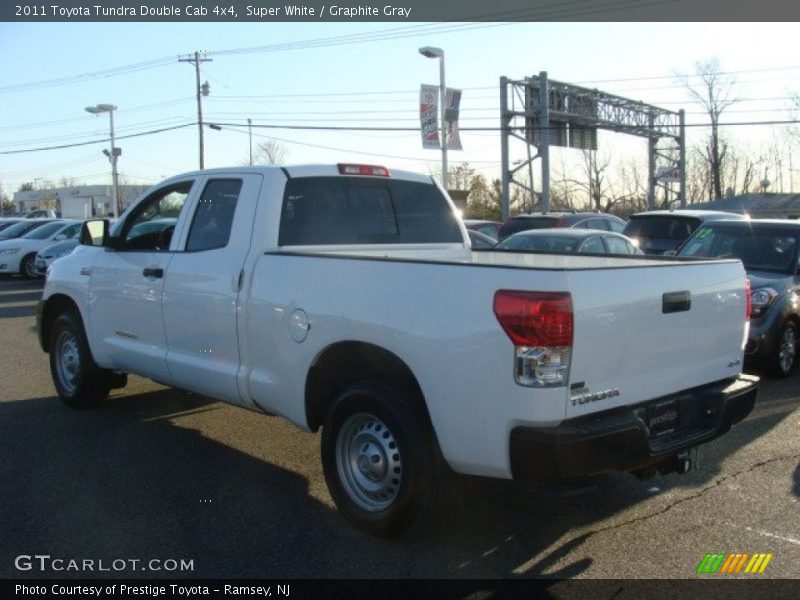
[
  {"xmin": 679, "ymin": 58, "xmax": 739, "ymax": 200},
  {"xmin": 253, "ymin": 139, "xmax": 288, "ymax": 165},
  {"xmin": 580, "ymin": 149, "xmax": 614, "ymax": 212},
  {"xmin": 614, "ymin": 158, "xmax": 648, "ymax": 215}
]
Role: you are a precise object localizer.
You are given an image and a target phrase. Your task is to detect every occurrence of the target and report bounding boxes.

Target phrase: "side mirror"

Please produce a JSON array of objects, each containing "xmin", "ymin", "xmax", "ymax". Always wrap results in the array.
[
  {"xmin": 53, "ymin": 234, "xmax": 67, "ymax": 241},
  {"xmin": 663, "ymin": 250, "xmax": 677, "ymax": 257},
  {"xmin": 79, "ymin": 219, "xmax": 110, "ymax": 247}
]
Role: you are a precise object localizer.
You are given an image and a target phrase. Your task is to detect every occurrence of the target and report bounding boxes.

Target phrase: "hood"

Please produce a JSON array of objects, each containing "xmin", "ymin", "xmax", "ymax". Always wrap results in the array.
[
  {"xmin": 747, "ymin": 269, "xmax": 795, "ymax": 295},
  {"xmin": 37, "ymin": 239, "xmax": 79, "ymax": 257}
]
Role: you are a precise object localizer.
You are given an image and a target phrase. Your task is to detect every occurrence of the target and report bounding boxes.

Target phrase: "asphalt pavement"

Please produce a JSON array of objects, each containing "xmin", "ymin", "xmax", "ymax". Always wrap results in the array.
[{"xmin": 1, "ymin": 276, "xmax": 798, "ymax": 580}]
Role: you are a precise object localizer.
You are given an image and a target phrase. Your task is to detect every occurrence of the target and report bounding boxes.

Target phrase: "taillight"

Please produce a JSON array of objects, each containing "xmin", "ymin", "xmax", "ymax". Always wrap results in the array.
[
  {"xmin": 494, "ymin": 290, "xmax": 573, "ymax": 387},
  {"xmin": 338, "ymin": 163, "xmax": 390, "ymax": 177},
  {"xmin": 745, "ymin": 278, "xmax": 752, "ymax": 321}
]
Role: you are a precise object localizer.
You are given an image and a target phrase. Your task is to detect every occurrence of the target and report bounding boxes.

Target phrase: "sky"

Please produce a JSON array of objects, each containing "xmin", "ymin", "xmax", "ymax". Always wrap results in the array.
[{"xmin": 1, "ymin": 21, "xmax": 799, "ymax": 199}]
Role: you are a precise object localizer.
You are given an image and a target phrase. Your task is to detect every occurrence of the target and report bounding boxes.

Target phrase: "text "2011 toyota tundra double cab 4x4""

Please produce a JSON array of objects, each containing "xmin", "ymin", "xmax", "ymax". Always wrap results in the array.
[{"xmin": 38, "ymin": 164, "xmax": 758, "ymax": 536}]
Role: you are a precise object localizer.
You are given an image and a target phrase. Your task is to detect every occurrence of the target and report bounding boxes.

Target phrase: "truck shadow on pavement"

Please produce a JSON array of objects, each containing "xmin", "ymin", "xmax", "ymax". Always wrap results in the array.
[{"xmin": 2, "ymin": 377, "xmax": 798, "ymax": 581}]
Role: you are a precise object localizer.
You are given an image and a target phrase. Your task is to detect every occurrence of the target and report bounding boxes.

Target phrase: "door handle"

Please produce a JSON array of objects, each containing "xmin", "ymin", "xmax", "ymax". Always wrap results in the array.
[
  {"xmin": 142, "ymin": 267, "xmax": 164, "ymax": 279},
  {"xmin": 662, "ymin": 291, "xmax": 691, "ymax": 313}
]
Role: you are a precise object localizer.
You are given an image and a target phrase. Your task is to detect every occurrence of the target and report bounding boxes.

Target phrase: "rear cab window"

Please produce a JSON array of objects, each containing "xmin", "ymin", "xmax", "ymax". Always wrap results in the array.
[
  {"xmin": 278, "ymin": 177, "xmax": 462, "ymax": 246},
  {"xmin": 624, "ymin": 216, "xmax": 701, "ymax": 240}
]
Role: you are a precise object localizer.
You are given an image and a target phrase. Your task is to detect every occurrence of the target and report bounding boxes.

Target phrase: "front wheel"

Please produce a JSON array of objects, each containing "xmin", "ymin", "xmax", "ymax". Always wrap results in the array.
[
  {"xmin": 321, "ymin": 382, "xmax": 436, "ymax": 537},
  {"xmin": 49, "ymin": 311, "xmax": 110, "ymax": 407},
  {"xmin": 20, "ymin": 253, "xmax": 39, "ymax": 279},
  {"xmin": 768, "ymin": 321, "xmax": 798, "ymax": 378}
]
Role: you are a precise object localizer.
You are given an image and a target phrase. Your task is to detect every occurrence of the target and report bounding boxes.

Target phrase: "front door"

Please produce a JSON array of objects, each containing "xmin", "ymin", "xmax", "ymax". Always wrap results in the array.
[{"xmin": 89, "ymin": 181, "xmax": 196, "ymax": 380}]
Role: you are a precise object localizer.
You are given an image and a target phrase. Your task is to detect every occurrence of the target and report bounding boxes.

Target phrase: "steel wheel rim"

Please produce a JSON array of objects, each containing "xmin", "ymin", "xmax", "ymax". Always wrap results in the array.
[
  {"xmin": 335, "ymin": 412, "xmax": 402, "ymax": 512},
  {"xmin": 55, "ymin": 329, "xmax": 81, "ymax": 394},
  {"xmin": 779, "ymin": 326, "xmax": 797, "ymax": 374}
]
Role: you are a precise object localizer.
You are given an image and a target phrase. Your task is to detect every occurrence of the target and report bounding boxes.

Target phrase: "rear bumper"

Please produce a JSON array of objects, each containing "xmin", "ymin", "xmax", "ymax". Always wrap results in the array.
[{"xmin": 510, "ymin": 374, "xmax": 759, "ymax": 481}]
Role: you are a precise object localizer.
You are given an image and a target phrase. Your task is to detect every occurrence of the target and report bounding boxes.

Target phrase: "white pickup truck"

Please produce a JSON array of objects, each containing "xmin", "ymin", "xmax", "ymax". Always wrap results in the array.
[{"xmin": 38, "ymin": 164, "xmax": 758, "ymax": 536}]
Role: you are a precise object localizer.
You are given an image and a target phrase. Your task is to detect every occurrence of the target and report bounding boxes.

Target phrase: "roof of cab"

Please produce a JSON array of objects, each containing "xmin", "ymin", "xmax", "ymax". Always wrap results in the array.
[{"xmin": 164, "ymin": 164, "xmax": 435, "ymax": 185}]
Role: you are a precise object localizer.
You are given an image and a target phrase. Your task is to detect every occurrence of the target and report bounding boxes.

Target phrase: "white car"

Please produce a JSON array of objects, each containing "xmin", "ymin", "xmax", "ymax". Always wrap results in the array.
[
  {"xmin": 0, "ymin": 220, "xmax": 82, "ymax": 278},
  {"xmin": 34, "ymin": 238, "xmax": 80, "ymax": 277}
]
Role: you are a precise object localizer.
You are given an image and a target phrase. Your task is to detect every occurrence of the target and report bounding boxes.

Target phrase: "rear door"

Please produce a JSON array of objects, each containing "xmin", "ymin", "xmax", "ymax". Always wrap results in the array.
[
  {"xmin": 565, "ymin": 260, "xmax": 746, "ymax": 419},
  {"xmin": 161, "ymin": 173, "xmax": 262, "ymax": 405}
]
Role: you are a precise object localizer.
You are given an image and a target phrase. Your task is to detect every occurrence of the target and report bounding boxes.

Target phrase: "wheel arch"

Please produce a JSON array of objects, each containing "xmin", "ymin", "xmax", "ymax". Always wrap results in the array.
[
  {"xmin": 39, "ymin": 293, "xmax": 83, "ymax": 353},
  {"xmin": 304, "ymin": 341, "xmax": 431, "ymax": 434}
]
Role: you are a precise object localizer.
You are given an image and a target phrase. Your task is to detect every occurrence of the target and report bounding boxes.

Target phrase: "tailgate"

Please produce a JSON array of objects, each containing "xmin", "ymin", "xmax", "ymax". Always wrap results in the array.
[{"xmin": 565, "ymin": 260, "xmax": 747, "ymax": 419}]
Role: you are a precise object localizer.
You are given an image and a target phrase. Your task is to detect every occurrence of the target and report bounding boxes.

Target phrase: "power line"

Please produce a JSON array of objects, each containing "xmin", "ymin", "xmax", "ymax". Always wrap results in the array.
[
  {"xmin": 0, "ymin": 123, "xmax": 196, "ymax": 155},
  {"xmin": 3, "ymin": 116, "xmax": 800, "ymax": 156}
]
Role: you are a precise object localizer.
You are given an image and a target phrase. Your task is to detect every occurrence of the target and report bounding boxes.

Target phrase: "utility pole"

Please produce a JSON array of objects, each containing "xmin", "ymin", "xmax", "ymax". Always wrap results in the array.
[
  {"xmin": 248, "ymin": 118, "xmax": 253, "ymax": 165},
  {"xmin": 179, "ymin": 51, "xmax": 213, "ymax": 169}
]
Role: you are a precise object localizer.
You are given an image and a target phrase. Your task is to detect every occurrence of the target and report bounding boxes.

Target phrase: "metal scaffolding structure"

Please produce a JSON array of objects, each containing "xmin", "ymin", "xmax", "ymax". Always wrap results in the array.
[{"xmin": 500, "ymin": 72, "xmax": 686, "ymax": 218}]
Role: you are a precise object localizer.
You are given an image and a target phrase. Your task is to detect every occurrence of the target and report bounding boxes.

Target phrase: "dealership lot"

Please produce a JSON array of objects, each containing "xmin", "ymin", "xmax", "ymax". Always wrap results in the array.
[{"xmin": 1, "ymin": 276, "xmax": 798, "ymax": 579}]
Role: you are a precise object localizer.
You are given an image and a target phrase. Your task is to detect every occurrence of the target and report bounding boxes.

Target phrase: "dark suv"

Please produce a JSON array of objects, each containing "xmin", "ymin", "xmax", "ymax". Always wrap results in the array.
[
  {"xmin": 496, "ymin": 211, "xmax": 626, "ymax": 241},
  {"xmin": 678, "ymin": 219, "xmax": 800, "ymax": 377},
  {"xmin": 623, "ymin": 209, "xmax": 744, "ymax": 255}
]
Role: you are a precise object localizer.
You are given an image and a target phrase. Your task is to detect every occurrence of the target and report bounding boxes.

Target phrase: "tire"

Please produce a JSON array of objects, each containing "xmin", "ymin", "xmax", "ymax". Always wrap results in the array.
[
  {"xmin": 321, "ymin": 381, "xmax": 436, "ymax": 537},
  {"xmin": 20, "ymin": 253, "xmax": 39, "ymax": 279},
  {"xmin": 768, "ymin": 321, "xmax": 798, "ymax": 378},
  {"xmin": 49, "ymin": 310, "xmax": 110, "ymax": 407}
]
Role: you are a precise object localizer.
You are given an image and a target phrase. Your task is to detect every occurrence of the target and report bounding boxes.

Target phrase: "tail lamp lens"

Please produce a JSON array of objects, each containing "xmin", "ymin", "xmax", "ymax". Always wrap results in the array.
[
  {"xmin": 494, "ymin": 291, "xmax": 573, "ymax": 387},
  {"xmin": 493, "ymin": 291, "xmax": 573, "ymax": 347}
]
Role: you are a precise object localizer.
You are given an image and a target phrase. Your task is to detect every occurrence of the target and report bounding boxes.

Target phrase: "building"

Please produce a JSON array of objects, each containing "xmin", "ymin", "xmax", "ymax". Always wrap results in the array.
[
  {"xmin": 12, "ymin": 184, "xmax": 151, "ymax": 218},
  {"xmin": 693, "ymin": 193, "xmax": 800, "ymax": 220}
]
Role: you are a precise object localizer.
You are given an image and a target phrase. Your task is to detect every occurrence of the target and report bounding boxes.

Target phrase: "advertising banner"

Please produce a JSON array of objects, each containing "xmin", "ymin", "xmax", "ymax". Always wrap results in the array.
[
  {"xmin": 420, "ymin": 84, "xmax": 440, "ymax": 149},
  {"xmin": 444, "ymin": 87, "xmax": 463, "ymax": 150}
]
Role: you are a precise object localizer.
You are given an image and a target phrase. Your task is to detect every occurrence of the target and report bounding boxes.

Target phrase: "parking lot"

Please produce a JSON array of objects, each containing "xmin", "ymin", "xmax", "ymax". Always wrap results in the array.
[{"xmin": 1, "ymin": 275, "xmax": 799, "ymax": 579}]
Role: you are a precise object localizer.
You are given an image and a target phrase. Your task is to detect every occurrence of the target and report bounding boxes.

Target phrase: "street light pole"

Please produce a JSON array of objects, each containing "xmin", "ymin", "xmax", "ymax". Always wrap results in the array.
[
  {"xmin": 419, "ymin": 46, "xmax": 448, "ymax": 191},
  {"xmin": 85, "ymin": 103, "xmax": 120, "ymax": 217}
]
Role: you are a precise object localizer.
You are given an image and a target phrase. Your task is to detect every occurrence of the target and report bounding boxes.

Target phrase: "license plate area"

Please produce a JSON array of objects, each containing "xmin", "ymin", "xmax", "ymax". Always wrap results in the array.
[{"xmin": 648, "ymin": 398, "xmax": 680, "ymax": 437}]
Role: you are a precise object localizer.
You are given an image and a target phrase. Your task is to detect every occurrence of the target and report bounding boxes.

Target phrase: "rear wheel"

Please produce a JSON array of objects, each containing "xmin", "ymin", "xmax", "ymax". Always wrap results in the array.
[
  {"xmin": 321, "ymin": 381, "xmax": 436, "ymax": 537},
  {"xmin": 769, "ymin": 321, "xmax": 797, "ymax": 378},
  {"xmin": 49, "ymin": 310, "xmax": 110, "ymax": 407}
]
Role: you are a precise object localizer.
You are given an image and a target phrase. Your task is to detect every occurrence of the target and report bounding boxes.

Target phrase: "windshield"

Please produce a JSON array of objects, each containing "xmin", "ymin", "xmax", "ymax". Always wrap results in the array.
[
  {"xmin": 680, "ymin": 225, "xmax": 799, "ymax": 274},
  {"xmin": 0, "ymin": 220, "xmax": 51, "ymax": 239},
  {"xmin": 22, "ymin": 221, "xmax": 68, "ymax": 240},
  {"xmin": 497, "ymin": 234, "xmax": 580, "ymax": 252}
]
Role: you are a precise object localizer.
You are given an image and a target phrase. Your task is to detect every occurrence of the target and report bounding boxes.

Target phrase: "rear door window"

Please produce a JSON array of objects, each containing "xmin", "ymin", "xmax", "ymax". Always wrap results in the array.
[
  {"xmin": 186, "ymin": 179, "xmax": 242, "ymax": 252},
  {"xmin": 605, "ymin": 236, "xmax": 631, "ymax": 255},
  {"xmin": 279, "ymin": 177, "xmax": 462, "ymax": 245},
  {"xmin": 579, "ymin": 236, "xmax": 606, "ymax": 254}
]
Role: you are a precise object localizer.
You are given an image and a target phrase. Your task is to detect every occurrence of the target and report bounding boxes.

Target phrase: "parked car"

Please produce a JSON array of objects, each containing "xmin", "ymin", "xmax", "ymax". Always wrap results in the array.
[
  {"xmin": 0, "ymin": 219, "xmax": 57, "ymax": 241},
  {"xmin": 25, "ymin": 209, "xmax": 59, "ymax": 219},
  {"xmin": 497, "ymin": 211, "xmax": 626, "ymax": 241},
  {"xmin": 678, "ymin": 219, "xmax": 800, "ymax": 377},
  {"xmin": 464, "ymin": 219, "xmax": 502, "ymax": 240},
  {"xmin": 34, "ymin": 238, "xmax": 80, "ymax": 276},
  {"xmin": 0, "ymin": 220, "xmax": 82, "ymax": 278},
  {"xmin": 0, "ymin": 219, "xmax": 24, "ymax": 233},
  {"xmin": 467, "ymin": 229, "xmax": 497, "ymax": 249},
  {"xmin": 495, "ymin": 228, "xmax": 642, "ymax": 255},
  {"xmin": 623, "ymin": 209, "xmax": 744, "ymax": 256}
]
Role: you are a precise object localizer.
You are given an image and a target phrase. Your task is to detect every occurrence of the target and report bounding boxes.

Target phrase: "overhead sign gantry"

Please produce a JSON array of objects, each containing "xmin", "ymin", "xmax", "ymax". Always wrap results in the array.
[{"xmin": 500, "ymin": 72, "xmax": 686, "ymax": 218}]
